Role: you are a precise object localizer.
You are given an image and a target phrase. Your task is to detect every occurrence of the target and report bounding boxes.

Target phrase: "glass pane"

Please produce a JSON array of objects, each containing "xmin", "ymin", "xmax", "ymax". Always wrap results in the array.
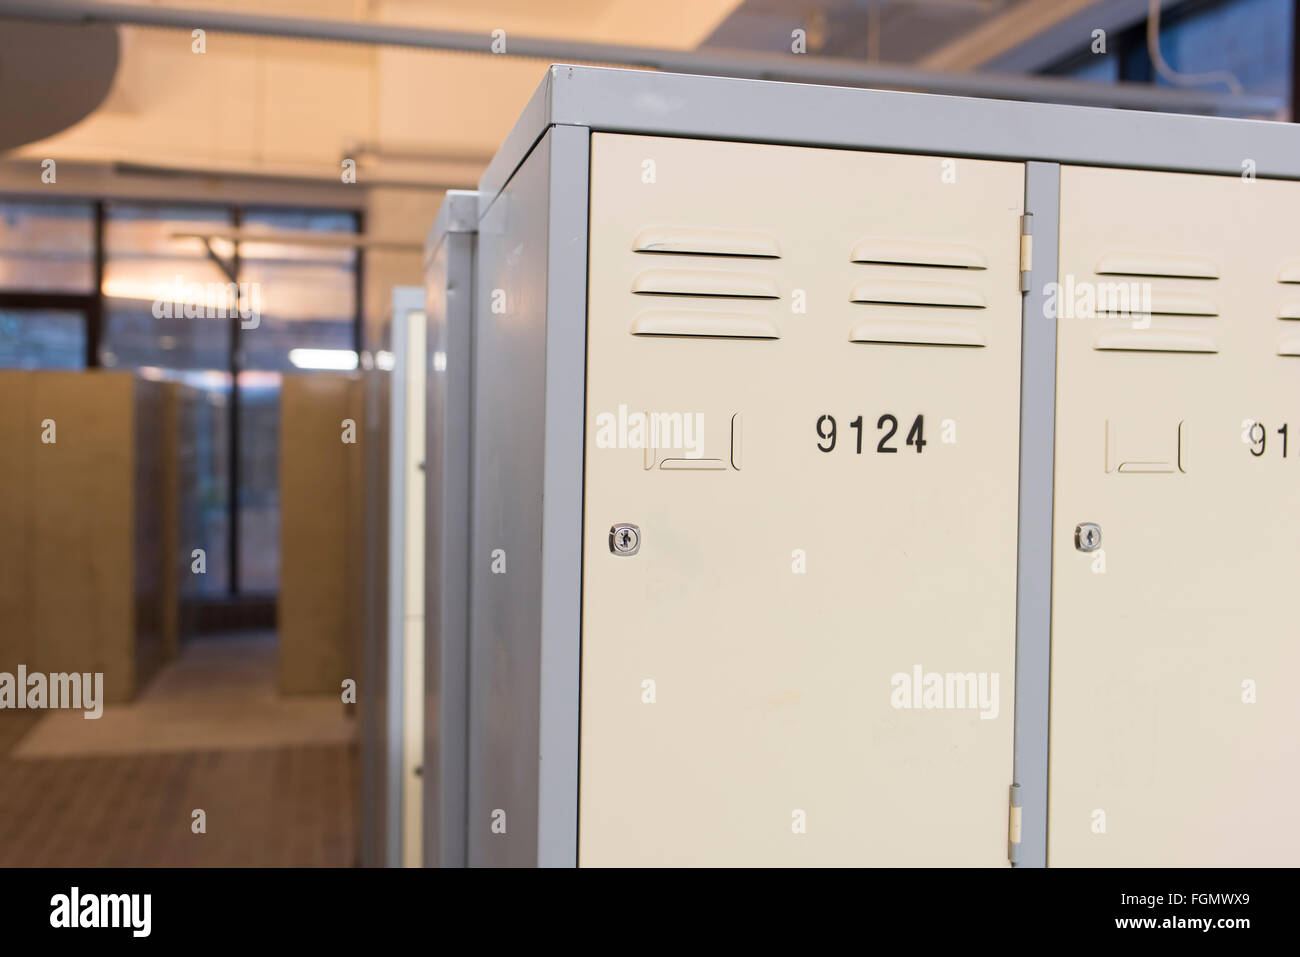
[
  {"xmin": 240, "ymin": 208, "xmax": 357, "ymax": 330},
  {"xmin": 0, "ymin": 201, "xmax": 94, "ymax": 293},
  {"xmin": 101, "ymin": 204, "xmax": 235, "ymax": 371},
  {"xmin": 236, "ymin": 208, "xmax": 358, "ymax": 593},
  {"xmin": 236, "ymin": 371, "xmax": 281, "ymax": 593},
  {"xmin": 169, "ymin": 371, "xmax": 233, "ymax": 596},
  {"xmin": 104, "ymin": 204, "xmax": 236, "ymax": 594},
  {"xmin": 0, "ymin": 309, "xmax": 86, "ymax": 369},
  {"xmin": 1166, "ymin": 0, "xmax": 1291, "ymax": 103},
  {"xmin": 1063, "ymin": 55, "xmax": 1120, "ymax": 84},
  {"xmin": 1126, "ymin": 0, "xmax": 1292, "ymax": 108}
]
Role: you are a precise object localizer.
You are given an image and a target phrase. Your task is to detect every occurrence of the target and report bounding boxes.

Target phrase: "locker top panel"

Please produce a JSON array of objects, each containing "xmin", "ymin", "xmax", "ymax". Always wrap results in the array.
[
  {"xmin": 424, "ymin": 190, "xmax": 479, "ymax": 269},
  {"xmin": 478, "ymin": 65, "xmax": 1300, "ymax": 218}
]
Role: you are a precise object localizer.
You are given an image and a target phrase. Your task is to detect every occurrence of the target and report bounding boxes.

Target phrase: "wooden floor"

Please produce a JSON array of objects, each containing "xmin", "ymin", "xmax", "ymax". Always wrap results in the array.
[{"xmin": 0, "ymin": 635, "xmax": 359, "ymax": 867}]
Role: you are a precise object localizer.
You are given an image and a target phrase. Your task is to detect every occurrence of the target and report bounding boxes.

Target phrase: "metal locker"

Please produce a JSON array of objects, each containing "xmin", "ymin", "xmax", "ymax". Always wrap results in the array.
[
  {"xmin": 449, "ymin": 63, "xmax": 1300, "ymax": 868},
  {"xmin": 1048, "ymin": 166, "xmax": 1300, "ymax": 866},
  {"xmin": 422, "ymin": 190, "xmax": 477, "ymax": 868},
  {"xmin": 580, "ymin": 133, "xmax": 1024, "ymax": 865}
]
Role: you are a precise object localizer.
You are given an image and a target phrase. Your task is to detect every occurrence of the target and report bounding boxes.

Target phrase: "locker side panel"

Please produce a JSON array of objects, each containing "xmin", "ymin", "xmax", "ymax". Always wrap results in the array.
[
  {"xmin": 1049, "ymin": 166, "xmax": 1300, "ymax": 865},
  {"xmin": 579, "ymin": 133, "xmax": 1025, "ymax": 865},
  {"xmin": 466, "ymin": 135, "xmax": 551, "ymax": 867},
  {"xmin": 358, "ymin": 300, "xmax": 392, "ymax": 867},
  {"xmin": 424, "ymin": 213, "xmax": 475, "ymax": 869}
]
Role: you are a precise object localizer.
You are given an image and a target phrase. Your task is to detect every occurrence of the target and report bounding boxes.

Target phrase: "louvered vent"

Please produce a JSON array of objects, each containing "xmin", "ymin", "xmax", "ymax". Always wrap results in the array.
[
  {"xmin": 850, "ymin": 238, "xmax": 988, "ymax": 270},
  {"xmin": 1276, "ymin": 262, "xmax": 1300, "ymax": 284},
  {"xmin": 1276, "ymin": 263, "xmax": 1300, "ymax": 356},
  {"xmin": 1095, "ymin": 291, "xmax": 1217, "ymax": 317},
  {"xmin": 848, "ymin": 237, "xmax": 989, "ymax": 347},
  {"xmin": 1090, "ymin": 249, "xmax": 1220, "ymax": 354},
  {"xmin": 633, "ymin": 226, "xmax": 780, "ymax": 259},
  {"xmin": 1093, "ymin": 330, "xmax": 1217, "ymax": 354},
  {"xmin": 1095, "ymin": 253, "xmax": 1219, "ymax": 280},
  {"xmin": 631, "ymin": 225, "xmax": 781, "ymax": 339},
  {"xmin": 633, "ymin": 268, "xmax": 779, "ymax": 299},
  {"xmin": 630, "ymin": 311, "xmax": 778, "ymax": 339}
]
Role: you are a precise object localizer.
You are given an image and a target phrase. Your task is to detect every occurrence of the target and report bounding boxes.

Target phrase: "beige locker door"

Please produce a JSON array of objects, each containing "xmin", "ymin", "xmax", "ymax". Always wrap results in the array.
[
  {"xmin": 1050, "ymin": 166, "xmax": 1300, "ymax": 866},
  {"xmin": 580, "ymin": 133, "xmax": 1025, "ymax": 866}
]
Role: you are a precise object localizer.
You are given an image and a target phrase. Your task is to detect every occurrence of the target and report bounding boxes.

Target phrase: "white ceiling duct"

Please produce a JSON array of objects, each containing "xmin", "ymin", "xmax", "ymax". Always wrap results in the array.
[{"xmin": 0, "ymin": 18, "xmax": 119, "ymax": 150}]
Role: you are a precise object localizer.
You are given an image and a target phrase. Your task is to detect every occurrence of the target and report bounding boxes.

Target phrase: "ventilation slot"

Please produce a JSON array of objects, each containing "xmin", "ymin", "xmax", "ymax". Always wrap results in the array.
[
  {"xmin": 1279, "ymin": 335, "xmax": 1300, "ymax": 357},
  {"xmin": 633, "ymin": 226, "xmax": 780, "ymax": 259},
  {"xmin": 1093, "ymin": 329, "xmax": 1218, "ymax": 354},
  {"xmin": 850, "ymin": 238, "xmax": 987, "ymax": 270},
  {"xmin": 633, "ymin": 268, "xmax": 779, "ymax": 300},
  {"xmin": 1095, "ymin": 252, "xmax": 1219, "ymax": 279},
  {"xmin": 631, "ymin": 310, "xmax": 779, "ymax": 340},
  {"xmin": 1278, "ymin": 262, "xmax": 1300, "ymax": 284},
  {"xmin": 849, "ymin": 279, "xmax": 985, "ymax": 309},
  {"xmin": 1094, "ymin": 290, "xmax": 1218, "ymax": 317},
  {"xmin": 850, "ymin": 318, "xmax": 985, "ymax": 348},
  {"xmin": 1278, "ymin": 301, "xmax": 1300, "ymax": 319}
]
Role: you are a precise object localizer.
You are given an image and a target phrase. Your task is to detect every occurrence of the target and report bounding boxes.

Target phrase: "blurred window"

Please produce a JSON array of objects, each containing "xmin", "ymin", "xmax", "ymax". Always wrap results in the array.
[
  {"xmin": 0, "ymin": 201, "xmax": 94, "ymax": 293},
  {"xmin": 170, "ymin": 371, "xmax": 234, "ymax": 597},
  {"xmin": 1124, "ymin": 0, "xmax": 1291, "ymax": 104},
  {"xmin": 95, "ymin": 202, "xmax": 358, "ymax": 595},
  {"xmin": 1056, "ymin": 54, "xmax": 1121, "ymax": 84},
  {"xmin": 0, "ymin": 308, "xmax": 86, "ymax": 369},
  {"xmin": 102, "ymin": 204, "xmax": 236, "ymax": 594},
  {"xmin": 101, "ymin": 204, "xmax": 234, "ymax": 371},
  {"xmin": 1043, "ymin": 0, "xmax": 1292, "ymax": 114},
  {"xmin": 237, "ymin": 208, "xmax": 359, "ymax": 592}
]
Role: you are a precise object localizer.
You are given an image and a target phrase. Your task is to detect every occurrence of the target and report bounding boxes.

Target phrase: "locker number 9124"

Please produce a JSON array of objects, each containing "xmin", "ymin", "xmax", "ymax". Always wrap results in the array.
[{"xmin": 816, "ymin": 413, "xmax": 926, "ymax": 454}]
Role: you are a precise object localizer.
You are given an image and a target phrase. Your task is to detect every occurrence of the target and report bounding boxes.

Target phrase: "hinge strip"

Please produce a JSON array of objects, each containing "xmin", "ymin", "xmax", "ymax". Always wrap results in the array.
[
  {"xmin": 1019, "ymin": 213, "xmax": 1033, "ymax": 293},
  {"xmin": 1008, "ymin": 783, "xmax": 1023, "ymax": 864}
]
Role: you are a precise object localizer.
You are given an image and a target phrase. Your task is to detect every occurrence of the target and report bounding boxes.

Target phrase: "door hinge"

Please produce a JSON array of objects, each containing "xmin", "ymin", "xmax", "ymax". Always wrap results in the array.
[
  {"xmin": 1019, "ymin": 214, "xmax": 1033, "ymax": 293},
  {"xmin": 1008, "ymin": 783, "xmax": 1023, "ymax": 864}
]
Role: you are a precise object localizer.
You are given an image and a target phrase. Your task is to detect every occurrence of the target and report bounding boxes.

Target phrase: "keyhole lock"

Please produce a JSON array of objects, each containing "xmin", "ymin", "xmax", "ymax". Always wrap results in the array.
[
  {"xmin": 609, "ymin": 523, "xmax": 640, "ymax": 556},
  {"xmin": 1074, "ymin": 522, "xmax": 1102, "ymax": 552}
]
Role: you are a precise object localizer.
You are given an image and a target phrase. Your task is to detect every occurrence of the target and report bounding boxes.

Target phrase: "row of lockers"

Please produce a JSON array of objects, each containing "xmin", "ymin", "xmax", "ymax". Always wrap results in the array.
[{"xmin": 382, "ymin": 66, "xmax": 1300, "ymax": 868}]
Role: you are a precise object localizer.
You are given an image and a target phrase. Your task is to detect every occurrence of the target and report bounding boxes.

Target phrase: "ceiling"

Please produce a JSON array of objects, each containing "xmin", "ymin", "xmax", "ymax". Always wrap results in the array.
[{"xmin": 0, "ymin": 0, "xmax": 1276, "ymax": 202}]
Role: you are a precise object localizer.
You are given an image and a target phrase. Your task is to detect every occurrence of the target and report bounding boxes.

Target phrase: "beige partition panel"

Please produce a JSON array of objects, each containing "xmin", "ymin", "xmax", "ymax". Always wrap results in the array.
[
  {"xmin": 32, "ymin": 373, "xmax": 136, "ymax": 698},
  {"xmin": 159, "ymin": 381, "xmax": 181, "ymax": 660},
  {"xmin": 0, "ymin": 371, "xmax": 173, "ymax": 704},
  {"xmin": 279, "ymin": 373, "xmax": 363, "ymax": 695},
  {"xmin": 0, "ymin": 372, "xmax": 36, "ymax": 676},
  {"xmin": 1050, "ymin": 166, "xmax": 1300, "ymax": 865},
  {"xmin": 132, "ymin": 378, "xmax": 169, "ymax": 692},
  {"xmin": 580, "ymin": 134, "xmax": 1025, "ymax": 865}
]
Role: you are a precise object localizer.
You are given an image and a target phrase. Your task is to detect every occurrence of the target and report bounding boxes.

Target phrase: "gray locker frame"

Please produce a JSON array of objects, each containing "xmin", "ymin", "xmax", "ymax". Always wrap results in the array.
[
  {"xmin": 423, "ymin": 190, "xmax": 478, "ymax": 868},
  {"xmin": 470, "ymin": 64, "xmax": 1300, "ymax": 868}
]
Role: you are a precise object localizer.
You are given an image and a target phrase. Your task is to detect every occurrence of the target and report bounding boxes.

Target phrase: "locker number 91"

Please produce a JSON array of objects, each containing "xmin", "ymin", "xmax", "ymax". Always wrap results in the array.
[
  {"xmin": 816, "ymin": 413, "xmax": 926, "ymax": 454},
  {"xmin": 1242, "ymin": 420, "xmax": 1289, "ymax": 458}
]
